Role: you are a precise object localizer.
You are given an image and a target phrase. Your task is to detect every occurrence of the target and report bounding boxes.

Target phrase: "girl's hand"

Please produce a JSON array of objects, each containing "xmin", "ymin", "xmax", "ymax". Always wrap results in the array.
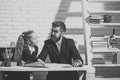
[{"xmin": 21, "ymin": 60, "xmax": 26, "ymax": 65}]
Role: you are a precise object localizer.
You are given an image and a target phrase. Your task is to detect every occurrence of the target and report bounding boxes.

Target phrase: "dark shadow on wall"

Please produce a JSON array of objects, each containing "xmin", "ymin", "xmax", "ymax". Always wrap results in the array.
[
  {"xmin": 54, "ymin": 0, "xmax": 82, "ymax": 22},
  {"xmin": 54, "ymin": 0, "xmax": 83, "ymax": 34}
]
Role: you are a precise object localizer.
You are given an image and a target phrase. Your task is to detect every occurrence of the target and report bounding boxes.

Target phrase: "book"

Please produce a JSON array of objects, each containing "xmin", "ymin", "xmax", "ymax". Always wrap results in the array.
[
  {"xmin": 23, "ymin": 62, "xmax": 72, "ymax": 68},
  {"xmin": 23, "ymin": 62, "xmax": 45, "ymax": 68}
]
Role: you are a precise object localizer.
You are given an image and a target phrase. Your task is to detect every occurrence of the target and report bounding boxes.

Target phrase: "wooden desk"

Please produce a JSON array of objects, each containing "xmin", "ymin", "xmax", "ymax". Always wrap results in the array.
[{"xmin": 0, "ymin": 63, "xmax": 95, "ymax": 80}]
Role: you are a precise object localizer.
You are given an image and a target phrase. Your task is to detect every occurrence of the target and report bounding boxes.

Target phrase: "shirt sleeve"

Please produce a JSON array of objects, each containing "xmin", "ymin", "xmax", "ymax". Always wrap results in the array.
[
  {"xmin": 70, "ymin": 39, "xmax": 83, "ymax": 64},
  {"xmin": 38, "ymin": 44, "xmax": 48, "ymax": 62},
  {"xmin": 22, "ymin": 48, "xmax": 38, "ymax": 63}
]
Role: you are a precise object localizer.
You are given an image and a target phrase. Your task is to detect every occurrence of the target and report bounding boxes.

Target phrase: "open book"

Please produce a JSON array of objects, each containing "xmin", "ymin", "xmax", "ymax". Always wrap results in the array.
[
  {"xmin": 45, "ymin": 63, "xmax": 72, "ymax": 68},
  {"xmin": 24, "ymin": 62, "xmax": 45, "ymax": 68},
  {"xmin": 24, "ymin": 62, "xmax": 72, "ymax": 68}
]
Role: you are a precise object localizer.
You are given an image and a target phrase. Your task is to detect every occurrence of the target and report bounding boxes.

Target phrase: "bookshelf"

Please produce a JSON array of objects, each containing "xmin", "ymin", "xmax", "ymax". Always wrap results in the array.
[{"xmin": 82, "ymin": 0, "xmax": 120, "ymax": 65}]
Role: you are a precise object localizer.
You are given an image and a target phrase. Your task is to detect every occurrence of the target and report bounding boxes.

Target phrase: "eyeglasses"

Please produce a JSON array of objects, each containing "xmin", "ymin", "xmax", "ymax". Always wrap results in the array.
[{"xmin": 51, "ymin": 30, "xmax": 59, "ymax": 33}]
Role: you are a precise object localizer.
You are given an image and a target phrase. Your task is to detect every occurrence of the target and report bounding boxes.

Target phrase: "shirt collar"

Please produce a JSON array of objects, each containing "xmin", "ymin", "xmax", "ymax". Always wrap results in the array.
[{"xmin": 28, "ymin": 45, "xmax": 35, "ymax": 52}]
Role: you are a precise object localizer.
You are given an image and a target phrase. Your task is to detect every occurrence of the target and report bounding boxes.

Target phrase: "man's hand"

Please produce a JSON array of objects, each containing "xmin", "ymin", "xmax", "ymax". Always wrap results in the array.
[
  {"xmin": 37, "ymin": 59, "xmax": 45, "ymax": 65},
  {"xmin": 73, "ymin": 59, "xmax": 83, "ymax": 67},
  {"xmin": 21, "ymin": 60, "xmax": 26, "ymax": 66}
]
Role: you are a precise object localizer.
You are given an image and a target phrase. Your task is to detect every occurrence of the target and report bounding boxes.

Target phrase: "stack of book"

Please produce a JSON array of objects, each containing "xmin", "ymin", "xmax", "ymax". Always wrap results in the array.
[
  {"xmin": 92, "ymin": 41, "xmax": 108, "ymax": 49},
  {"xmin": 88, "ymin": 15, "xmax": 103, "ymax": 24}
]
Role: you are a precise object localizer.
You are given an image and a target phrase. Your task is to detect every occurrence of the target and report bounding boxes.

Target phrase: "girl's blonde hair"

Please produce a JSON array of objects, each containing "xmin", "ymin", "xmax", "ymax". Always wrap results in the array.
[{"xmin": 13, "ymin": 30, "xmax": 34, "ymax": 62}]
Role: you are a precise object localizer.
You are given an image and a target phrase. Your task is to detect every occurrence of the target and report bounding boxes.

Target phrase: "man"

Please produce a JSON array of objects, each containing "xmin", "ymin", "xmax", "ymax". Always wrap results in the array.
[{"xmin": 38, "ymin": 21, "xmax": 83, "ymax": 80}]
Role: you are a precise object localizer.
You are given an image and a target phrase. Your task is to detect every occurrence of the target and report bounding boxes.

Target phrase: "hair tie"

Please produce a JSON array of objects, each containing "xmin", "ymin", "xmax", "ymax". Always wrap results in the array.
[{"xmin": 22, "ymin": 32, "xmax": 25, "ymax": 37}]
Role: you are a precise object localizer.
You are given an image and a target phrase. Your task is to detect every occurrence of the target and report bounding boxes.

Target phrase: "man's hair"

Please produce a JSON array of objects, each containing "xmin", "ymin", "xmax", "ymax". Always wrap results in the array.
[{"xmin": 52, "ymin": 21, "xmax": 66, "ymax": 32}]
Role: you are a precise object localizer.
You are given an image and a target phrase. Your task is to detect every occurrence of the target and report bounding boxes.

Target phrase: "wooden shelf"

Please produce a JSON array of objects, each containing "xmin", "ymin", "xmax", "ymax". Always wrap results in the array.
[
  {"xmin": 91, "ymin": 37, "xmax": 105, "ymax": 41},
  {"xmin": 89, "ymin": 23, "xmax": 120, "ymax": 26},
  {"xmin": 88, "ymin": 0, "xmax": 120, "ymax": 2},
  {"xmin": 88, "ymin": 11, "xmax": 120, "ymax": 14},
  {"xmin": 91, "ymin": 36, "xmax": 120, "ymax": 41},
  {"xmin": 92, "ymin": 48, "xmax": 120, "ymax": 53},
  {"xmin": 93, "ymin": 64, "xmax": 120, "ymax": 67},
  {"xmin": 104, "ymin": 35, "xmax": 120, "ymax": 38}
]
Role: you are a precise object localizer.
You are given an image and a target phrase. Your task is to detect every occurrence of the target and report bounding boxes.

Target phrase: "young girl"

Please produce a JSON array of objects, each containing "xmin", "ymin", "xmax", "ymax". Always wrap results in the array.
[
  {"xmin": 7, "ymin": 30, "xmax": 44, "ymax": 80},
  {"xmin": 14, "ymin": 30, "xmax": 40, "ymax": 64}
]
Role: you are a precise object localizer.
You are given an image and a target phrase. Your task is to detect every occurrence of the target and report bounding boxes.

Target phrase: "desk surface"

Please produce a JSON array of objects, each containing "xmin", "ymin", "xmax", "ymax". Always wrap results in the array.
[
  {"xmin": 92, "ymin": 48, "xmax": 120, "ymax": 53},
  {"xmin": 0, "ymin": 63, "xmax": 95, "ymax": 73}
]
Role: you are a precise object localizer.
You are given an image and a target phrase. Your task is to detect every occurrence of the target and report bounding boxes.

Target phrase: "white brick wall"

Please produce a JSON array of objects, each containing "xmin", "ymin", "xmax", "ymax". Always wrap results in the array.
[
  {"xmin": 0, "ymin": 0, "xmax": 84, "ymax": 49},
  {"xmin": 0, "ymin": 0, "xmax": 62, "ymax": 47}
]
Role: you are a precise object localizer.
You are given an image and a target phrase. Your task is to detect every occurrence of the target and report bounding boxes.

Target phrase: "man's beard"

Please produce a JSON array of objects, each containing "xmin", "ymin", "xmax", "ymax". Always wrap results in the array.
[{"xmin": 51, "ymin": 35, "xmax": 61, "ymax": 42}]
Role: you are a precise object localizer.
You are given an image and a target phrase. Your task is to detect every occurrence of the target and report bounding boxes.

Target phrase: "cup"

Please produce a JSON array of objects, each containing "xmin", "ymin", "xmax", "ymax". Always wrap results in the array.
[
  {"xmin": 103, "ymin": 14, "xmax": 112, "ymax": 23},
  {"xmin": 0, "ymin": 61, "xmax": 3, "ymax": 66},
  {"xmin": 4, "ymin": 58, "xmax": 11, "ymax": 66},
  {"xmin": 11, "ymin": 62, "xmax": 17, "ymax": 66}
]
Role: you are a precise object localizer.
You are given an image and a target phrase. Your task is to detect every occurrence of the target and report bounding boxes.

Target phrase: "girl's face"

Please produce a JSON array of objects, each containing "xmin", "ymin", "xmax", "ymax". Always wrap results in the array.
[{"xmin": 29, "ymin": 32, "xmax": 38, "ymax": 46}]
